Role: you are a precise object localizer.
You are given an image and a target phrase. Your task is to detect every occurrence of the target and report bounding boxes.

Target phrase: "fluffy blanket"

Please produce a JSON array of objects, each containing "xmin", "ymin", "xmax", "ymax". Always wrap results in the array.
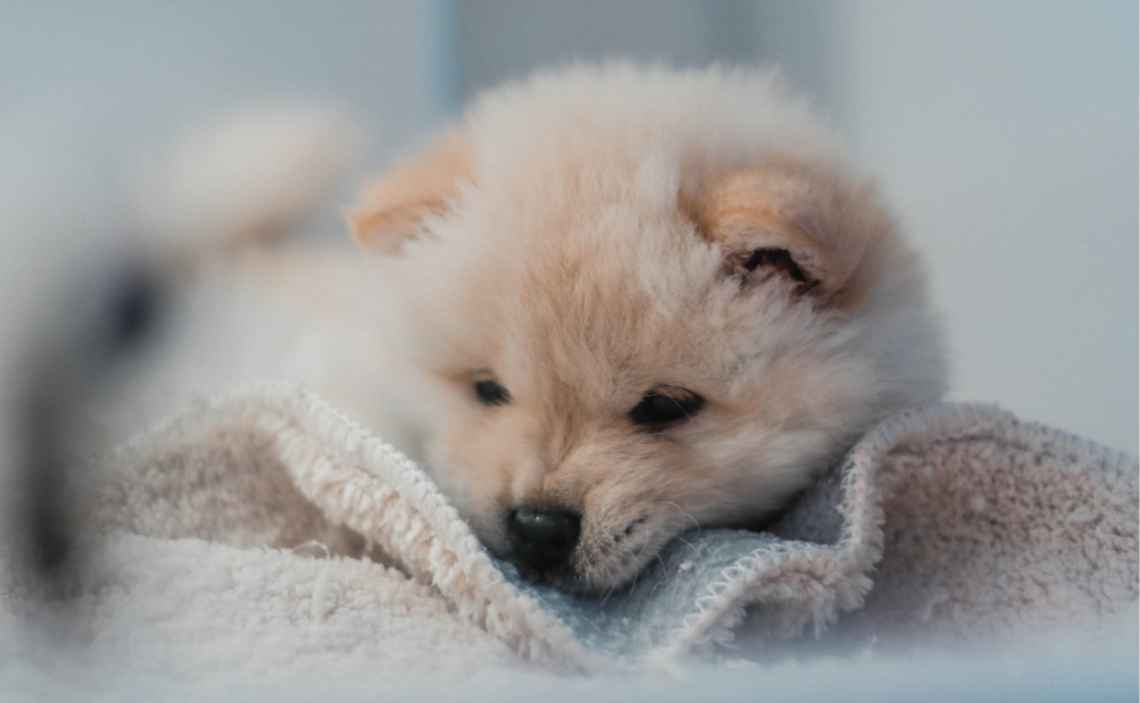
[{"xmin": 2, "ymin": 385, "xmax": 1134, "ymax": 684}]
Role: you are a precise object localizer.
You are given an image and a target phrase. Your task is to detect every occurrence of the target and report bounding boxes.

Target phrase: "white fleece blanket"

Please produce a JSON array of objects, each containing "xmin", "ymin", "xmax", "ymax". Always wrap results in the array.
[{"xmin": 2, "ymin": 385, "xmax": 1135, "ymax": 687}]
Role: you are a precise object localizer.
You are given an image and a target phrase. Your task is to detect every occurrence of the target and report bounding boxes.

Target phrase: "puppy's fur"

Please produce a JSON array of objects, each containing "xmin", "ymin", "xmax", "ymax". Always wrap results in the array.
[{"xmin": 343, "ymin": 65, "xmax": 947, "ymax": 592}]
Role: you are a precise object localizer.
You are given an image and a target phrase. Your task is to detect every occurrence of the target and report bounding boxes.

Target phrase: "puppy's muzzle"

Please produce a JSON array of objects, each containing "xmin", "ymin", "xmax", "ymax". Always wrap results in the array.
[{"xmin": 506, "ymin": 507, "xmax": 581, "ymax": 575}]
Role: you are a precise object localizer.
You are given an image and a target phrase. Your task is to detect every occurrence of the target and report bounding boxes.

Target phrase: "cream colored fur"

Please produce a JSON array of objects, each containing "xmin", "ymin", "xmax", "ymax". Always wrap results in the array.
[
  {"xmin": 109, "ymin": 65, "xmax": 947, "ymax": 594},
  {"xmin": 345, "ymin": 64, "xmax": 948, "ymax": 592}
]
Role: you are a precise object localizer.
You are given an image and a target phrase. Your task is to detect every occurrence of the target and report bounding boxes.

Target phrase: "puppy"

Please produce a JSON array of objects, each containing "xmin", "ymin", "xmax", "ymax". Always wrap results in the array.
[{"xmin": 346, "ymin": 64, "xmax": 948, "ymax": 593}]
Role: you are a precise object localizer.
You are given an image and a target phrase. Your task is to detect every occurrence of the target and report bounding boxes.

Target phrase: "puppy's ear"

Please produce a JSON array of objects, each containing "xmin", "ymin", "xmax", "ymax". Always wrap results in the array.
[
  {"xmin": 686, "ymin": 159, "xmax": 889, "ymax": 306},
  {"xmin": 348, "ymin": 131, "xmax": 472, "ymax": 254}
]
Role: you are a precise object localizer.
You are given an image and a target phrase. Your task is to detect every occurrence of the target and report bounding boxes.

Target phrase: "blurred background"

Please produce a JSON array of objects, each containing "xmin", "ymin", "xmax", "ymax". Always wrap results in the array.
[{"xmin": 2, "ymin": 0, "xmax": 1136, "ymax": 453}]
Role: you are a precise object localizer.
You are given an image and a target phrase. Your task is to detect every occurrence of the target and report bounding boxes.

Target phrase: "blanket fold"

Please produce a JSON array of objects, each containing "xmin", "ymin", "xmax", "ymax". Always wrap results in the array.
[{"xmin": 6, "ymin": 386, "xmax": 1136, "ymax": 673}]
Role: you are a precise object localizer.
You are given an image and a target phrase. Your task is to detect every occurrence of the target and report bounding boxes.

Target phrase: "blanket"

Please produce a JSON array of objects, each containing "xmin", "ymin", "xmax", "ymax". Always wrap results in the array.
[{"xmin": 2, "ymin": 385, "xmax": 1134, "ymax": 681}]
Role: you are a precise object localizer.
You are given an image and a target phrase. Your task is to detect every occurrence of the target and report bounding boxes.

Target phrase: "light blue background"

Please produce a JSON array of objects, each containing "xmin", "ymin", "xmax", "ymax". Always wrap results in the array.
[{"xmin": 3, "ymin": 1, "xmax": 1135, "ymax": 454}]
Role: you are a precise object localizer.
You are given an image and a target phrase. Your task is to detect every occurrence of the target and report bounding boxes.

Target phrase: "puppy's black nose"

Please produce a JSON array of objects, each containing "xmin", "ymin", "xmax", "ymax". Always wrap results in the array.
[{"xmin": 507, "ymin": 508, "xmax": 581, "ymax": 573}]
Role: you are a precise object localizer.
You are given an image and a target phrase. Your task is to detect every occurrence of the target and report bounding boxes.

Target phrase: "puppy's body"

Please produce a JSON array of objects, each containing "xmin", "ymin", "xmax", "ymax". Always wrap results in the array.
[
  {"xmin": 348, "ymin": 65, "xmax": 947, "ymax": 592},
  {"xmin": 136, "ymin": 65, "xmax": 946, "ymax": 594}
]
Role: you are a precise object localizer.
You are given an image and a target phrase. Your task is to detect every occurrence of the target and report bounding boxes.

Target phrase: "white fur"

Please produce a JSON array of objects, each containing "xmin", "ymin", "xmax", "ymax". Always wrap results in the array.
[
  {"xmin": 351, "ymin": 64, "xmax": 948, "ymax": 592},
  {"xmin": 139, "ymin": 64, "xmax": 947, "ymax": 594}
]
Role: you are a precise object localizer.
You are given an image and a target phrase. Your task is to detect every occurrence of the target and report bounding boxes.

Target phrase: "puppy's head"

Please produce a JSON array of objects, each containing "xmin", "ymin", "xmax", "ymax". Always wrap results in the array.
[{"xmin": 350, "ymin": 66, "xmax": 946, "ymax": 593}]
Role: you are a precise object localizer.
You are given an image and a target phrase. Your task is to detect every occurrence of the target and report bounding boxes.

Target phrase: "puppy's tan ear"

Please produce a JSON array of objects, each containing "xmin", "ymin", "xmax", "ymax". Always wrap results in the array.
[
  {"xmin": 687, "ymin": 159, "xmax": 889, "ymax": 305},
  {"xmin": 348, "ymin": 131, "xmax": 472, "ymax": 254}
]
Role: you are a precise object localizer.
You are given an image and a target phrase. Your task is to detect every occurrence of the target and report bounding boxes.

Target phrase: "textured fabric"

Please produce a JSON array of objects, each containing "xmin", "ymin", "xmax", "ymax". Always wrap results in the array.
[{"xmin": 1, "ymin": 386, "xmax": 1135, "ymax": 675}]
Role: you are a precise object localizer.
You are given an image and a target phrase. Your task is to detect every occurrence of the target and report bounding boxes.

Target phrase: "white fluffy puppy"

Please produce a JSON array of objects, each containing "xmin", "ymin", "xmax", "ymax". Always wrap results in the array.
[{"xmin": 345, "ymin": 64, "xmax": 947, "ymax": 592}]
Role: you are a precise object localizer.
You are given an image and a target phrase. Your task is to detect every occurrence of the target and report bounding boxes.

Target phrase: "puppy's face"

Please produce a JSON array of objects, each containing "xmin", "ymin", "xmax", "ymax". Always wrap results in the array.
[{"xmin": 351, "ymin": 69, "xmax": 945, "ymax": 593}]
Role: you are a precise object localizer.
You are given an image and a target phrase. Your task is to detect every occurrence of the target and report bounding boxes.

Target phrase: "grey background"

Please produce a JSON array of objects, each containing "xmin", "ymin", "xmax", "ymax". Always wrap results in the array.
[{"xmin": 2, "ymin": 1, "xmax": 1135, "ymax": 453}]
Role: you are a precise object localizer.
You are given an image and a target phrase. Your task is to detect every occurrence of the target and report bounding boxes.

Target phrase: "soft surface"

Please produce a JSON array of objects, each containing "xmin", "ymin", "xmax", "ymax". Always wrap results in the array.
[{"xmin": 2, "ymin": 386, "xmax": 1134, "ymax": 684}]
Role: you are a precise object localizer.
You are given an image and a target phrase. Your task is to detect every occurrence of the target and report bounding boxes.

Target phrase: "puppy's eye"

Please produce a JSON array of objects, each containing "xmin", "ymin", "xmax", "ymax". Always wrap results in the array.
[
  {"xmin": 629, "ymin": 386, "xmax": 704, "ymax": 429},
  {"xmin": 473, "ymin": 377, "xmax": 511, "ymax": 406}
]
